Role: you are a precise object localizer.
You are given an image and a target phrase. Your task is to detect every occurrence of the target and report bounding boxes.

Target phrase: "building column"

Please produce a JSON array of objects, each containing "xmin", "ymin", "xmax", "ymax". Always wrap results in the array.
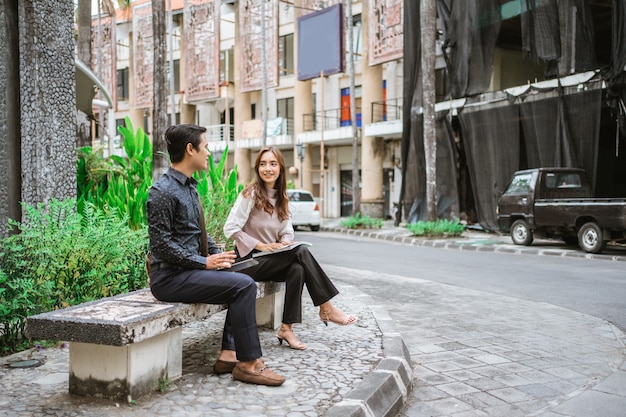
[
  {"xmin": 233, "ymin": 2, "xmax": 251, "ymax": 183},
  {"xmin": 178, "ymin": 18, "xmax": 196, "ymax": 125},
  {"xmin": 293, "ymin": 2, "xmax": 313, "ymax": 192},
  {"xmin": 127, "ymin": 27, "xmax": 145, "ymax": 132},
  {"xmin": 360, "ymin": 0, "xmax": 384, "ymax": 218},
  {"xmin": 19, "ymin": 0, "xmax": 76, "ymax": 208}
]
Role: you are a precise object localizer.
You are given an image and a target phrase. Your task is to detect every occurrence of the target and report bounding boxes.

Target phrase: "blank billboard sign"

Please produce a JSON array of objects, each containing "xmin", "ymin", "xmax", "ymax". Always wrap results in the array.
[{"xmin": 297, "ymin": 4, "xmax": 344, "ymax": 81}]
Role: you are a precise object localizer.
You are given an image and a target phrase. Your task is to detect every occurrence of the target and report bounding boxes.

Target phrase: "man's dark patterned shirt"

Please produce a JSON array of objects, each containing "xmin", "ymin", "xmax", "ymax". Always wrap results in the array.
[{"xmin": 147, "ymin": 167, "xmax": 219, "ymax": 269}]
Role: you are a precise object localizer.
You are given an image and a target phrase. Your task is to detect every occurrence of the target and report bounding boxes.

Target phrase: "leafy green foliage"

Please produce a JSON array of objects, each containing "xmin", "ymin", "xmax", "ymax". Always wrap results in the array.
[
  {"xmin": 1, "ymin": 123, "xmax": 244, "ymax": 356},
  {"xmin": 77, "ymin": 117, "xmax": 152, "ymax": 229},
  {"xmin": 77, "ymin": 119, "xmax": 241, "ymax": 245},
  {"xmin": 406, "ymin": 219, "xmax": 466, "ymax": 237},
  {"xmin": 0, "ymin": 199, "xmax": 148, "ymax": 355},
  {"xmin": 158, "ymin": 376, "xmax": 170, "ymax": 393},
  {"xmin": 340, "ymin": 213, "xmax": 383, "ymax": 229},
  {"xmin": 195, "ymin": 147, "xmax": 243, "ymax": 249}
]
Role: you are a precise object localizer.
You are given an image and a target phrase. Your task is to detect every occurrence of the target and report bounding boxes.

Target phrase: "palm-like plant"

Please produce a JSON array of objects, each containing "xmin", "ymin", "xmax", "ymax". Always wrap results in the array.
[
  {"xmin": 77, "ymin": 117, "xmax": 152, "ymax": 229},
  {"xmin": 195, "ymin": 147, "xmax": 243, "ymax": 248}
]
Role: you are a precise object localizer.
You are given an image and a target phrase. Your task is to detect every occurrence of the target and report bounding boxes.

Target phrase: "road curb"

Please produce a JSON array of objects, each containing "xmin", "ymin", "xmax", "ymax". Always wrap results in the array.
[
  {"xmin": 323, "ymin": 290, "xmax": 413, "ymax": 417},
  {"xmin": 321, "ymin": 226, "xmax": 626, "ymax": 262}
]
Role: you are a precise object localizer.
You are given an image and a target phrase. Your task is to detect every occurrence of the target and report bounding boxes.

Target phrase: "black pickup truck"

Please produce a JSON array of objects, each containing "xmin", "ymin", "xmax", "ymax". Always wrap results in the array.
[{"xmin": 496, "ymin": 167, "xmax": 626, "ymax": 253}]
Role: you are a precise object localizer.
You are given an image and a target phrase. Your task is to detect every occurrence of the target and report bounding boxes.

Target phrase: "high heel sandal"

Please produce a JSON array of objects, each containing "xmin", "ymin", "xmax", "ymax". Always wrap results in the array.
[
  {"xmin": 320, "ymin": 307, "xmax": 358, "ymax": 326},
  {"xmin": 276, "ymin": 327, "xmax": 307, "ymax": 350}
]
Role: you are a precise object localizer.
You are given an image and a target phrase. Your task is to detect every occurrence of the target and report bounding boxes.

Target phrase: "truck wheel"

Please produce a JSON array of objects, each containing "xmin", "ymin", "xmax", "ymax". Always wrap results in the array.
[
  {"xmin": 511, "ymin": 220, "xmax": 533, "ymax": 246},
  {"xmin": 577, "ymin": 222, "xmax": 606, "ymax": 254}
]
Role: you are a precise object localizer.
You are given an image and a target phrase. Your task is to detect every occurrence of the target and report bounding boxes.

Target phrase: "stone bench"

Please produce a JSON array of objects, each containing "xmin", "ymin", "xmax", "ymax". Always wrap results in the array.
[{"xmin": 24, "ymin": 282, "xmax": 284, "ymax": 401}]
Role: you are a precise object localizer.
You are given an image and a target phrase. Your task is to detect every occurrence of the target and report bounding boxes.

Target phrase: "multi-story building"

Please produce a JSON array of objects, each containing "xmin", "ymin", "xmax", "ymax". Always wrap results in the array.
[
  {"xmin": 91, "ymin": 0, "xmax": 404, "ymax": 221},
  {"xmin": 90, "ymin": 0, "xmax": 625, "ymax": 228}
]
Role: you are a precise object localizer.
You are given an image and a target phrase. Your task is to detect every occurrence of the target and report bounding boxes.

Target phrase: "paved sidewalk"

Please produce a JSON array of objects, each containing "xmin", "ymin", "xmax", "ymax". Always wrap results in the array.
[
  {"xmin": 1, "ymin": 220, "xmax": 624, "ymax": 417},
  {"xmin": 322, "ymin": 219, "xmax": 626, "ymax": 417},
  {"xmin": 328, "ymin": 265, "xmax": 626, "ymax": 417}
]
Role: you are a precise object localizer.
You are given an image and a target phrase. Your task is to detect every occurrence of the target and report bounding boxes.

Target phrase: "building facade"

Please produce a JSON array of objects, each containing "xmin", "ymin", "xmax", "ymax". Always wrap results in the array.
[{"xmin": 91, "ymin": 0, "xmax": 625, "ymax": 227}]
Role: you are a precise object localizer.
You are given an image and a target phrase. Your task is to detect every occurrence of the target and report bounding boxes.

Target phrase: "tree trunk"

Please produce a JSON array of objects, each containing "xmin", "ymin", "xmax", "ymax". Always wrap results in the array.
[
  {"xmin": 76, "ymin": 0, "xmax": 92, "ymax": 148},
  {"xmin": 152, "ymin": 0, "xmax": 169, "ymax": 181},
  {"xmin": 421, "ymin": 0, "xmax": 437, "ymax": 221}
]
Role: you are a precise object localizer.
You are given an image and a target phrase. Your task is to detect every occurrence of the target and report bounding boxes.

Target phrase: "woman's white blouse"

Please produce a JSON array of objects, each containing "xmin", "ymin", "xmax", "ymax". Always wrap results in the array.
[{"xmin": 224, "ymin": 189, "xmax": 294, "ymax": 257}]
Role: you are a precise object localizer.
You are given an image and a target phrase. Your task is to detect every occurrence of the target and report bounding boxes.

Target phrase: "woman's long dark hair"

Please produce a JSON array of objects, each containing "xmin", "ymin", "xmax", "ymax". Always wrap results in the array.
[{"xmin": 243, "ymin": 146, "xmax": 290, "ymax": 221}]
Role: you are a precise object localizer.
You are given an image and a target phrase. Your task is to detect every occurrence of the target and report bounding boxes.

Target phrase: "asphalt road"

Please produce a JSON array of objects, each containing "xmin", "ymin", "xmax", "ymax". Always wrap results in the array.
[{"xmin": 297, "ymin": 230, "xmax": 626, "ymax": 333}]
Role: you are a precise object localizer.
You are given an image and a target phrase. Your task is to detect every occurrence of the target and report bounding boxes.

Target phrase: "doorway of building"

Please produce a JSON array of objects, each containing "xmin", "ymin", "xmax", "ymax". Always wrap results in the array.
[
  {"xmin": 340, "ymin": 170, "xmax": 360, "ymax": 216},
  {"xmin": 383, "ymin": 168, "xmax": 394, "ymax": 219}
]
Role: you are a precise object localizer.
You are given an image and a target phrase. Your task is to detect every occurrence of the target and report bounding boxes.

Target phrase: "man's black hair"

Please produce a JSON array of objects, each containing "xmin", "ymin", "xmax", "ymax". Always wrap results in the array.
[{"xmin": 165, "ymin": 124, "xmax": 207, "ymax": 163}]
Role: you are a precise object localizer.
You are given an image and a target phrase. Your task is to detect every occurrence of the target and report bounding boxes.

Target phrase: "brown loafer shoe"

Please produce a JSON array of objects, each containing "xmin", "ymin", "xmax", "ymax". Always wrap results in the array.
[
  {"xmin": 213, "ymin": 359, "xmax": 238, "ymax": 374},
  {"xmin": 232, "ymin": 362, "xmax": 286, "ymax": 386}
]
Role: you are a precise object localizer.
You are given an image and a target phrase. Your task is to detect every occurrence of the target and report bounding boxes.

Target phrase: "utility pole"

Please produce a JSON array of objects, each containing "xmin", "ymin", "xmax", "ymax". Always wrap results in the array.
[
  {"xmin": 421, "ymin": 0, "xmax": 437, "ymax": 221},
  {"xmin": 76, "ymin": 0, "xmax": 92, "ymax": 149},
  {"xmin": 346, "ymin": 0, "xmax": 360, "ymax": 215},
  {"xmin": 168, "ymin": 0, "xmax": 176, "ymax": 126},
  {"xmin": 261, "ymin": 0, "xmax": 268, "ymax": 146}
]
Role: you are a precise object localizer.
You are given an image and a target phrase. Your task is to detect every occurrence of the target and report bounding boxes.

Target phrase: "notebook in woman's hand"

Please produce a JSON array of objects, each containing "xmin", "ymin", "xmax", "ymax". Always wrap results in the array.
[{"xmin": 252, "ymin": 241, "xmax": 312, "ymax": 258}]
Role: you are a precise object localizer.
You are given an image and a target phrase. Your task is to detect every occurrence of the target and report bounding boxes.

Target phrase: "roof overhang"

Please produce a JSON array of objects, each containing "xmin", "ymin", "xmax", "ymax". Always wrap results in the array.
[{"xmin": 75, "ymin": 58, "xmax": 113, "ymax": 119}]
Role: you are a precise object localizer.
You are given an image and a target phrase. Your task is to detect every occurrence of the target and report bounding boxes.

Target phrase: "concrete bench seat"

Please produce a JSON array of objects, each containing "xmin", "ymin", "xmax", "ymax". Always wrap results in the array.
[{"xmin": 25, "ymin": 282, "xmax": 284, "ymax": 401}]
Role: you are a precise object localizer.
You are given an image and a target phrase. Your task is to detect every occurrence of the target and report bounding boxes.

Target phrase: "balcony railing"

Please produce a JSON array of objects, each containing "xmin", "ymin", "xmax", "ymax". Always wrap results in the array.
[
  {"xmin": 302, "ymin": 107, "xmax": 362, "ymax": 132},
  {"xmin": 268, "ymin": 117, "xmax": 294, "ymax": 137},
  {"xmin": 371, "ymin": 98, "xmax": 403, "ymax": 123},
  {"xmin": 205, "ymin": 124, "xmax": 235, "ymax": 142}
]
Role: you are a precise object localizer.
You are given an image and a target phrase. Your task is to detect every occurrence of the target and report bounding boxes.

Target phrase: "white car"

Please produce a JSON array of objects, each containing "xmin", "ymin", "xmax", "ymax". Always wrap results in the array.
[{"xmin": 287, "ymin": 189, "xmax": 321, "ymax": 231}]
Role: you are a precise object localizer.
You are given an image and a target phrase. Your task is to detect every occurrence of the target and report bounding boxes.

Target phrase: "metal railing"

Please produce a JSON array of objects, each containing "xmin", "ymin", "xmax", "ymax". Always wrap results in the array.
[
  {"xmin": 371, "ymin": 98, "xmax": 403, "ymax": 123},
  {"xmin": 267, "ymin": 117, "xmax": 294, "ymax": 137},
  {"xmin": 205, "ymin": 124, "xmax": 235, "ymax": 142},
  {"xmin": 205, "ymin": 118, "xmax": 294, "ymax": 142},
  {"xmin": 302, "ymin": 107, "xmax": 362, "ymax": 132}
]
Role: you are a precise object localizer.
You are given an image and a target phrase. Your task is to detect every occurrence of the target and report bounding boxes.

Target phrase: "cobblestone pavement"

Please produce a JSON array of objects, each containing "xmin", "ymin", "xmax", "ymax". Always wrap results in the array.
[{"xmin": 0, "ymin": 287, "xmax": 381, "ymax": 417}]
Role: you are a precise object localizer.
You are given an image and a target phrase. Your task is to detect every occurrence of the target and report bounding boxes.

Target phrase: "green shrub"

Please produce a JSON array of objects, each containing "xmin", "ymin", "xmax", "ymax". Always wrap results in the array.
[
  {"xmin": 77, "ymin": 116, "xmax": 152, "ymax": 230},
  {"xmin": 406, "ymin": 219, "xmax": 465, "ymax": 237},
  {"xmin": 1, "ymin": 127, "xmax": 244, "ymax": 356},
  {"xmin": 78, "ymin": 119, "xmax": 241, "ymax": 244},
  {"xmin": 195, "ymin": 147, "xmax": 243, "ymax": 249},
  {"xmin": 0, "ymin": 198, "xmax": 148, "ymax": 355},
  {"xmin": 340, "ymin": 213, "xmax": 383, "ymax": 229}
]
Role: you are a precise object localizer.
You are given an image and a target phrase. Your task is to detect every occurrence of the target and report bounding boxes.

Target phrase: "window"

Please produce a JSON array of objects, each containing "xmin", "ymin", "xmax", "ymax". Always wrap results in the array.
[
  {"xmin": 277, "ymin": 97, "xmax": 294, "ymax": 135},
  {"xmin": 546, "ymin": 173, "xmax": 582, "ymax": 189},
  {"xmin": 117, "ymin": 67, "xmax": 129, "ymax": 101},
  {"xmin": 167, "ymin": 112, "xmax": 181, "ymax": 124},
  {"xmin": 287, "ymin": 190, "xmax": 315, "ymax": 202},
  {"xmin": 340, "ymin": 86, "xmax": 362, "ymax": 127},
  {"xmin": 220, "ymin": 48, "xmax": 234, "ymax": 82},
  {"xmin": 279, "ymin": 33, "xmax": 294, "ymax": 76},
  {"xmin": 505, "ymin": 173, "xmax": 532, "ymax": 194},
  {"xmin": 277, "ymin": 97, "xmax": 294, "ymax": 120},
  {"xmin": 166, "ymin": 59, "xmax": 180, "ymax": 94},
  {"xmin": 347, "ymin": 14, "xmax": 362, "ymax": 61}
]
